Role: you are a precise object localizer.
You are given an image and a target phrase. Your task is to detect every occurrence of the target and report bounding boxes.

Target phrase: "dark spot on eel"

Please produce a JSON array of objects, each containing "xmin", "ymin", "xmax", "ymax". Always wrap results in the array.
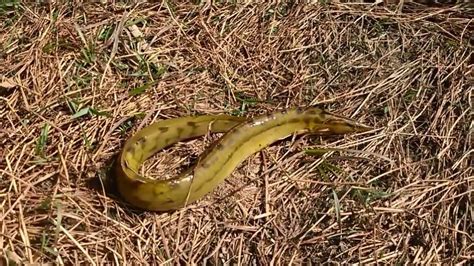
[
  {"xmin": 126, "ymin": 145, "xmax": 135, "ymax": 154},
  {"xmin": 137, "ymin": 136, "xmax": 147, "ymax": 147},
  {"xmin": 215, "ymin": 143, "xmax": 224, "ymax": 150},
  {"xmin": 288, "ymin": 118, "xmax": 300, "ymax": 124},
  {"xmin": 153, "ymin": 190, "xmax": 164, "ymax": 197},
  {"xmin": 204, "ymin": 177, "xmax": 214, "ymax": 183},
  {"xmin": 313, "ymin": 117, "xmax": 323, "ymax": 124},
  {"xmin": 187, "ymin": 121, "xmax": 197, "ymax": 128},
  {"xmin": 303, "ymin": 117, "xmax": 311, "ymax": 125},
  {"xmin": 159, "ymin": 127, "xmax": 169, "ymax": 133},
  {"xmin": 199, "ymin": 161, "xmax": 210, "ymax": 168},
  {"xmin": 177, "ymin": 127, "xmax": 184, "ymax": 136},
  {"xmin": 164, "ymin": 199, "xmax": 174, "ymax": 204}
]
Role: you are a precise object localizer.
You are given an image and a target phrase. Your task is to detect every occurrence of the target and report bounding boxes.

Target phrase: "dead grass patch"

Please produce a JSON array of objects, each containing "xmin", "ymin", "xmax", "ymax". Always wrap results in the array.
[{"xmin": 1, "ymin": 1, "xmax": 472, "ymax": 264}]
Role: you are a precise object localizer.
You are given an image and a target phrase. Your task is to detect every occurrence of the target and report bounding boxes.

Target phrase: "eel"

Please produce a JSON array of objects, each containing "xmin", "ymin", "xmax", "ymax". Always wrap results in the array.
[{"xmin": 114, "ymin": 107, "xmax": 371, "ymax": 211}]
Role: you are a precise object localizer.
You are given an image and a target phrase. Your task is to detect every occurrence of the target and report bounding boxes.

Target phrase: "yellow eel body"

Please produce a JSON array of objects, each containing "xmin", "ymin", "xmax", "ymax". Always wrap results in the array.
[{"xmin": 115, "ymin": 107, "xmax": 371, "ymax": 211}]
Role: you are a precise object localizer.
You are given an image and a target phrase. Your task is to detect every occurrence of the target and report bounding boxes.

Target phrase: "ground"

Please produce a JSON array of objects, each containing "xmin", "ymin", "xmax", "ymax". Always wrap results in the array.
[{"xmin": 0, "ymin": 1, "xmax": 472, "ymax": 264}]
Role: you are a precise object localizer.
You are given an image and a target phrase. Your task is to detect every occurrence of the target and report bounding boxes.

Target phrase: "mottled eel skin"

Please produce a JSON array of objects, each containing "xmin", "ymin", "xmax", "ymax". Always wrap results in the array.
[{"xmin": 115, "ymin": 107, "xmax": 371, "ymax": 211}]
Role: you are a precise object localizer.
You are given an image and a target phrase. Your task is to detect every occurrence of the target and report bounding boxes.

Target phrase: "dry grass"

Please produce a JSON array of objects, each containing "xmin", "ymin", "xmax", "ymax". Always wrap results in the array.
[{"xmin": 1, "ymin": 1, "xmax": 472, "ymax": 264}]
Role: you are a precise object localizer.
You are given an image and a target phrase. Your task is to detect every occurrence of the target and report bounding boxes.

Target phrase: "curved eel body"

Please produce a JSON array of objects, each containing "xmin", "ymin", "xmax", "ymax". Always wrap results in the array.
[{"xmin": 115, "ymin": 107, "xmax": 371, "ymax": 211}]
